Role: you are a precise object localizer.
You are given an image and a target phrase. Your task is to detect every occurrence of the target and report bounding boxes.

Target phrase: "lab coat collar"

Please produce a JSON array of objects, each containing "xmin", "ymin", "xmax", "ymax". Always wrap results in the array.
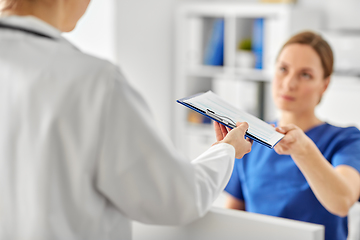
[{"xmin": 0, "ymin": 15, "xmax": 78, "ymax": 50}]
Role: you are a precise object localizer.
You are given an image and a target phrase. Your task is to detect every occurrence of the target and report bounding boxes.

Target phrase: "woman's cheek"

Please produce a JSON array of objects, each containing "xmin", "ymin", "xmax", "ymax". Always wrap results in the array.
[
  {"xmin": 272, "ymin": 78, "xmax": 282, "ymax": 98},
  {"xmin": 300, "ymin": 86, "xmax": 320, "ymax": 108}
]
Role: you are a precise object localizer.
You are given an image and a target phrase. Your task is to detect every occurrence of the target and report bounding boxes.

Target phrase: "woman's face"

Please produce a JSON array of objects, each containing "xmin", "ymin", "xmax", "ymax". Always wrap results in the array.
[
  {"xmin": 272, "ymin": 43, "xmax": 330, "ymax": 115},
  {"xmin": 62, "ymin": 0, "xmax": 91, "ymax": 32}
]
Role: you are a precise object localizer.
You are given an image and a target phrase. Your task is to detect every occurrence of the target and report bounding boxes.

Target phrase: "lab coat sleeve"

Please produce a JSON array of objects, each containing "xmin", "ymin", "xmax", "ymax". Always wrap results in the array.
[{"xmin": 96, "ymin": 65, "xmax": 235, "ymax": 225}]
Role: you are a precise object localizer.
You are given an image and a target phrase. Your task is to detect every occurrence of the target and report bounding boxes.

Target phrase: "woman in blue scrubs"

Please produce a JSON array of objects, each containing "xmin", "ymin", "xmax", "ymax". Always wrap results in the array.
[{"xmin": 223, "ymin": 31, "xmax": 360, "ymax": 240}]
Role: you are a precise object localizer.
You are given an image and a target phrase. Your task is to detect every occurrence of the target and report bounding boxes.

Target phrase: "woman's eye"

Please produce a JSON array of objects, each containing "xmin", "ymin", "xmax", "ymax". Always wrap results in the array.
[
  {"xmin": 279, "ymin": 67, "xmax": 287, "ymax": 73},
  {"xmin": 301, "ymin": 72, "xmax": 312, "ymax": 79}
]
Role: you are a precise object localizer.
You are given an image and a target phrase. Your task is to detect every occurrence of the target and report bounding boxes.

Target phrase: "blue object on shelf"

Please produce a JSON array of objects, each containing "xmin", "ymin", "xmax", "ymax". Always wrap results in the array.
[
  {"xmin": 252, "ymin": 18, "xmax": 264, "ymax": 69},
  {"xmin": 202, "ymin": 115, "xmax": 212, "ymax": 124},
  {"xmin": 204, "ymin": 19, "xmax": 224, "ymax": 66}
]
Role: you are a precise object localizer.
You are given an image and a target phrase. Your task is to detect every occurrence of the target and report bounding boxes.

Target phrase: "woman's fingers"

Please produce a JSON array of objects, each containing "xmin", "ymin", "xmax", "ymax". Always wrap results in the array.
[
  {"xmin": 275, "ymin": 135, "xmax": 294, "ymax": 155},
  {"xmin": 276, "ymin": 127, "xmax": 286, "ymax": 134},
  {"xmin": 281, "ymin": 134, "xmax": 295, "ymax": 144},
  {"xmin": 276, "ymin": 124, "xmax": 297, "ymax": 134},
  {"xmin": 274, "ymin": 142, "xmax": 289, "ymax": 155},
  {"xmin": 274, "ymin": 144, "xmax": 283, "ymax": 154}
]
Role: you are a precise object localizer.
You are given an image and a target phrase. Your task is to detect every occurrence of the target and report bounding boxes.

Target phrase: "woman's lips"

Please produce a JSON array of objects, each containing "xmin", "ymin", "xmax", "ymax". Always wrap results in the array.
[{"xmin": 280, "ymin": 95, "xmax": 296, "ymax": 101}]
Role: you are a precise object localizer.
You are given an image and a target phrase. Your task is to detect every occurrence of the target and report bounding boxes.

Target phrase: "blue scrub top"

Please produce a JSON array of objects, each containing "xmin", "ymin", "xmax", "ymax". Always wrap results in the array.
[{"xmin": 225, "ymin": 122, "xmax": 360, "ymax": 240}]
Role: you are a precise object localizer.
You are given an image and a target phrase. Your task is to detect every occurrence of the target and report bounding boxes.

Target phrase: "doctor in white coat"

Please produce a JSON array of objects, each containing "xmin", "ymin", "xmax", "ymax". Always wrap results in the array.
[{"xmin": 0, "ymin": 0, "xmax": 252, "ymax": 239}]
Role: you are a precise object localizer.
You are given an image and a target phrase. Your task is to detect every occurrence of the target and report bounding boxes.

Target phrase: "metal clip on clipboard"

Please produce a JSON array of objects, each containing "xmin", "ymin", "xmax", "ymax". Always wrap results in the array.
[
  {"xmin": 206, "ymin": 108, "xmax": 264, "ymax": 144},
  {"xmin": 206, "ymin": 108, "xmax": 269, "ymax": 145},
  {"xmin": 206, "ymin": 109, "xmax": 237, "ymax": 129}
]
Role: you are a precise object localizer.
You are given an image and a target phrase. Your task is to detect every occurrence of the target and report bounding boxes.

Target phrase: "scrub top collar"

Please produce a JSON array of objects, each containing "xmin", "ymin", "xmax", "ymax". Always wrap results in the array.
[{"xmin": 0, "ymin": 15, "xmax": 78, "ymax": 50}]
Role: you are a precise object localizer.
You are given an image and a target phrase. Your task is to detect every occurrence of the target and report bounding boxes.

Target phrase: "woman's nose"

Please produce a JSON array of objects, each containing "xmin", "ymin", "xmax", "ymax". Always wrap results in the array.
[{"xmin": 282, "ymin": 73, "xmax": 297, "ymax": 91}]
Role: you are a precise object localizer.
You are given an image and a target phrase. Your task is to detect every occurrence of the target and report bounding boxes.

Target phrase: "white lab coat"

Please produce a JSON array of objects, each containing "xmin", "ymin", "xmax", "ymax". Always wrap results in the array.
[{"xmin": 0, "ymin": 16, "xmax": 235, "ymax": 240}]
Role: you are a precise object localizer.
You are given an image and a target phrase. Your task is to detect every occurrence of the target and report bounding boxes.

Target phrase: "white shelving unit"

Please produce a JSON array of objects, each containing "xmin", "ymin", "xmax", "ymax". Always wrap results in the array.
[{"xmin": 173, "ymin": 2, "xmax": 322, "ymax": 159}]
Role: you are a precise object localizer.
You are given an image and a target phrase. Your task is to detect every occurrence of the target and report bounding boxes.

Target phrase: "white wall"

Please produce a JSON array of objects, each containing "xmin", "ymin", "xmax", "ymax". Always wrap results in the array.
[
  {"xmin": 115, "ymin": 0, "xmax": 180, "ymax": 136},
  {"xmin": 298, "ymin": 0, "xmax": 360, "ymax": 30},
  {"xmin": 63, "ymin": 0, "xmax": 117, "ymax": 64},
  {"xmin": 316, "ymin": 75, "xmax": 360, "ymax": 129}
]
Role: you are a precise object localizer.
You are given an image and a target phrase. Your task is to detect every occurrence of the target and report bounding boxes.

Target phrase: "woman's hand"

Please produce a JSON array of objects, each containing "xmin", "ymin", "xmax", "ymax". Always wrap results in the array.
[
  {"xmin": 275, "ymin": 124, "xmax": 360, "ymax": 217},
  {"xmin": 274, "ymin": 124, "xmax": 313, "ymax": 157},
  {"xmin": 213, "ymin": 121, "xmax": 253, "ymax": 159}
]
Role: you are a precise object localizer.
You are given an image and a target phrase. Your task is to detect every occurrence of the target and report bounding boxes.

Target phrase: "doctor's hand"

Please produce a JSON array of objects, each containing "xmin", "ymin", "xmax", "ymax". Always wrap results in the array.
[
  {"xmin": 274, "ymin": 124, "xmax": 314, "ymax": 157},
  {"xmin": 213, "ymin": 121, "xmax": 252, "ymax": 159}
]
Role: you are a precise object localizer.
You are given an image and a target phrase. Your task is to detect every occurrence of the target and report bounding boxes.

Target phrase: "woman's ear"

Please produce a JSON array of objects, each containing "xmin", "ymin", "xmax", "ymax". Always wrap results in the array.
[
  {"xmin": 322, "ymin": 76, "xmax": 330, "ymax": 94},
  {"xmin": 317, "ymin": 76, "xmax": 330, "ymax": 105}
]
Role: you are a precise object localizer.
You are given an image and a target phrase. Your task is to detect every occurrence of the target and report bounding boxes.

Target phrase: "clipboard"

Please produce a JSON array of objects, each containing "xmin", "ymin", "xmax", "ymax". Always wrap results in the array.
[{"xmin": 177, "ymin": 91, "xmax": 284, "ymax": 149}]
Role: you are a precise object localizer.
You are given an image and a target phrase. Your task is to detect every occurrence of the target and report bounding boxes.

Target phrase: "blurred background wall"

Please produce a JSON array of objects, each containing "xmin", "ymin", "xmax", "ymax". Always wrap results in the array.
[{"xmin": 63, "ymin": 0, "xmax": 360, "ymax": 141}]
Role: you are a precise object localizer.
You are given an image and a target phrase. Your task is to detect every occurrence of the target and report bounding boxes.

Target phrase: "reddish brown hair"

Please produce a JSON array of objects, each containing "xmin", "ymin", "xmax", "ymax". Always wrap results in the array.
[{"xmin": 278, "ymin": 31, "xmax": 334, "ymax": 79}]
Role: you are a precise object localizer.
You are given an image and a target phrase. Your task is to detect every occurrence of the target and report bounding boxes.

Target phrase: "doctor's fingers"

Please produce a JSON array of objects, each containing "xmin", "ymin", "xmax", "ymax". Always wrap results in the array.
[
  {"xmin": 218, "ymin": 122, "xmax": 230, "ymax": 139},
  {"xmin": 244, "ymin": 139, "xmax": 252, "ymax": 153},
  {"xmin": 214, "ymin": 122, "xmax": 223, "ymax": 141},
  {"xmin": 246, "ymin": 137, "xmax": 254, "ymax": 145},
  {"xmin": 214, "ymin": 121, "xmax": 228, "ymax": 141},
  {"xmin": 235, "ymin": 122, "xmax": 249, "ymax": 136},
  {"xmin": 234, "ymin": 138, "xmax": 252, "ymax": 158}
]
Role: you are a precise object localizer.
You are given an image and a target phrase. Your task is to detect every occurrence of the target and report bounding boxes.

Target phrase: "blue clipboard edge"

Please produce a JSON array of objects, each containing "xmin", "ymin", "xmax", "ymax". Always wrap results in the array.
[{"xmin": 177, "ymin": 95, "xmax": 274, "ymax": 149}]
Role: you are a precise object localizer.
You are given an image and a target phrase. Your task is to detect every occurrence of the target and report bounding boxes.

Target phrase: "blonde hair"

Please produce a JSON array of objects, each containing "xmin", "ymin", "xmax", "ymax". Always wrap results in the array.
[{"xmin": 278, "ymin": 31, "xmax": 334, "ymax": 79}]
